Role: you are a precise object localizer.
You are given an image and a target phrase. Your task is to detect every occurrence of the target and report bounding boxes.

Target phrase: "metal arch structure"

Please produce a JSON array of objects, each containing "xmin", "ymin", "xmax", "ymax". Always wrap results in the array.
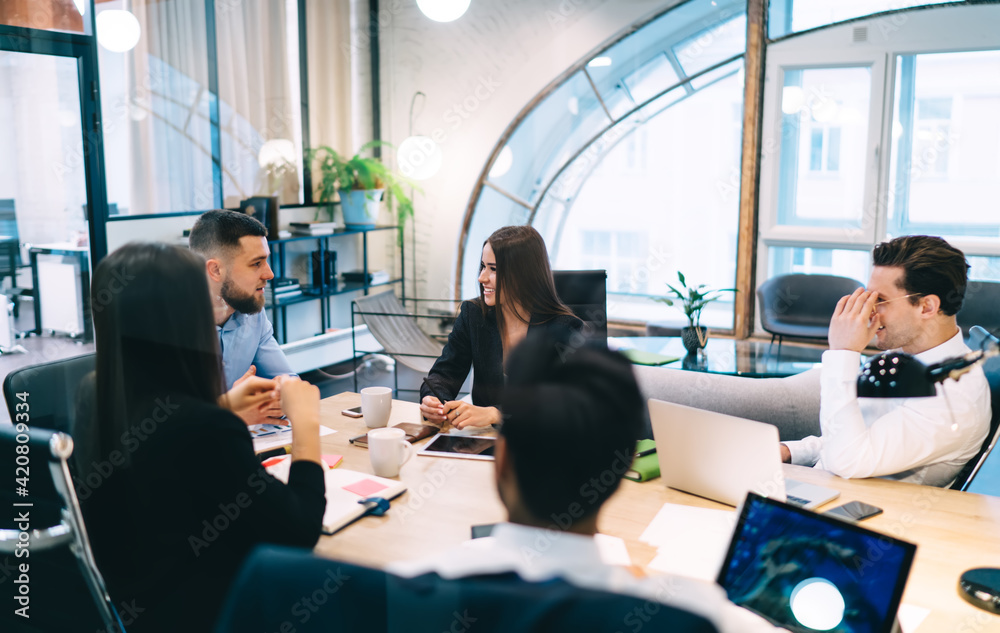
[{"xmin": 454, "ymin": 0, "xmax": 747, "ymax": 300}]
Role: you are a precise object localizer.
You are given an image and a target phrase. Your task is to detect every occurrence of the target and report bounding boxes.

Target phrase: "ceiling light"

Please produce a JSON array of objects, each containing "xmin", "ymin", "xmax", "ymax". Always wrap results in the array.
[
  {"xmin": 416, "ymin": 0, "xmax": 471, "ymax": 23},
  {"xmin": 588, "ymin": 56, "xmax": 612, "ymax": 68},
  {"xmin": 96, "ymin": 10, "xmax": 141, "ymax": 53},
  {"xmin": 397, "ymin": 136, "xmax": 443, "ymax": 180}
]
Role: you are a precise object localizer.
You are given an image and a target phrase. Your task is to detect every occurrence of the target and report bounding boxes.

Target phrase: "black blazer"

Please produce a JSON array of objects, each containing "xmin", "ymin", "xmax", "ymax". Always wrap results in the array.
[
  {"xmin": 420, "ymin": 300, "xmax": 583, "ymax": 407},
  {"xmin": 78, "ymin": 394, "xmax": 326, "ymax": 633}
]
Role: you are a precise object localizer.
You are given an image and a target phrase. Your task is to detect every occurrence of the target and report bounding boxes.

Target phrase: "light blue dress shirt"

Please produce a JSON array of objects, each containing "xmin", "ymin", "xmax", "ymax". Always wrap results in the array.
[{"xmin": 217, "ymin": 310, "xmax": 294, "ymax": 390}]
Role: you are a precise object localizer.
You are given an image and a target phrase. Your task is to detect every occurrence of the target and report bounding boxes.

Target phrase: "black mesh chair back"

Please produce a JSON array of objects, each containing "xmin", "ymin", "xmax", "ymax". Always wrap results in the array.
[
  {"xmin": 757, "ymin": 274, "xmax": 864, "ymax": 342},
  {"xmin": 957, "ymin": 326, "xmax": 1000, "ymax": 492},
  {"xmin": 214, "ymin": 545, "xmax": 718, "ymax": 633},
  {"xmin": 957, "ymin": 281, "xmax": 1000, "ymax": 339},
  {"xmin": 3, "ymin": 353, "xmax": 96, "ymax": 435},
  {"xmin": 0, "ymin": 424, "xmax": 124, "ymax": 632},
  {"xmin": 552, "ymin": 270, "xmax": 607, "ymax": 345}
]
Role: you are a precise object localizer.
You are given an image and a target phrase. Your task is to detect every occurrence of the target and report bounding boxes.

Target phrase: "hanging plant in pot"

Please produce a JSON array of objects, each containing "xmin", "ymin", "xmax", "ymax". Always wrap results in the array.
[
  {"xmin": 307, "ymin": 141, "xmax": 416, "ymax": 229},
  {"xmin": 654, "ymin": 271, "xmax": 737, "ymax": 354}
]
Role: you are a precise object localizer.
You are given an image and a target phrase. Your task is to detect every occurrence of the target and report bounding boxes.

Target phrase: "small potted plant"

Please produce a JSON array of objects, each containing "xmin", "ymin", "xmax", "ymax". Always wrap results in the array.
[
  {"xmin": 654, "ymin": 271, "xmax": 737, "ymax": 353},
  {"xmin": 307, "ymin": 141, "xmax": 416, "ymax": 228}
]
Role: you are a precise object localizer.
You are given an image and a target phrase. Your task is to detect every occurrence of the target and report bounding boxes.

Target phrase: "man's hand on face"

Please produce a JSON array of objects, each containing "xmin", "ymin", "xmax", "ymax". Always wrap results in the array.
[{"xmin": 828, "ymin": 288, "xmax": 880, "ymax": 353}]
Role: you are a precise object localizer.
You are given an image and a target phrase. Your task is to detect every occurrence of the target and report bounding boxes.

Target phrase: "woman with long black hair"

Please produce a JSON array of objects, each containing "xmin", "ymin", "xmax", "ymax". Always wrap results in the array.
[
  {"xmin": 76, "ymin": 242, "xmax": 325, "ymax": 632},
  {"xmin": 419, "ymin": 225, "xmax": 582, "ymax": 429}
]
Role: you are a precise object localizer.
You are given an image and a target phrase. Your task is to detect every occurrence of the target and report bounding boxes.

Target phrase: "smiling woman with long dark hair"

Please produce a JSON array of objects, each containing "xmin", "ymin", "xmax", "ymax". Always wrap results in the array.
[
  {"xmin": 418, "ymin": 225, "xmax": 582, "ymax": 429},
  {"xmin": 76, "ymin": 242, "xmax": 326, "ymax": 633}
]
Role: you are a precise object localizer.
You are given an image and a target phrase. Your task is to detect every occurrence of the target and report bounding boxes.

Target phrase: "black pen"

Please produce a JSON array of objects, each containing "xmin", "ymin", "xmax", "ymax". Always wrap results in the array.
[
  {"xmin": 635, "ymin": 447, "xmax": 657, "ymax": 458},
  {"xmin": 421, "ymin": 377, "xmax": 451, "ymax": 405}
]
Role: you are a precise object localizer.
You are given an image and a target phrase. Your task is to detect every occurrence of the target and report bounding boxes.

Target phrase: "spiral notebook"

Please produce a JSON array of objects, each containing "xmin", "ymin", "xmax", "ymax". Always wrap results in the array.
[{"xmin": 265, "ymin": 456, "xmax": 407, "ymax": 534}]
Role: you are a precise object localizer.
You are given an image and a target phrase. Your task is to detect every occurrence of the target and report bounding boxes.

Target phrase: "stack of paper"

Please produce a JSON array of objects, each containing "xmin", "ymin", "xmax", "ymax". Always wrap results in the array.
[{"xmin": 640, "ymin": 503, "xmax": 737, "ymax": 582}]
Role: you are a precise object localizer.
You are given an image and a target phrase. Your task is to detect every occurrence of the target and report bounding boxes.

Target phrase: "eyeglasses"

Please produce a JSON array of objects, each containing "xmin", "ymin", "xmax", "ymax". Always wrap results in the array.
[{"xmin": 873, "ymin": 293, "xmax": 923, "ymax": 309}]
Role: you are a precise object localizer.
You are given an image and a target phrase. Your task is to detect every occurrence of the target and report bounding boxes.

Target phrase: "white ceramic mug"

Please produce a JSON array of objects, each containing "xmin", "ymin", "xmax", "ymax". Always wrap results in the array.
[
  {"xmin": 360, "ymin": 386, "xmax": 393, "ymax": 428},
  {"xmin": 368, "ymin": 427, "xmax": 413, "ymax": 478}
]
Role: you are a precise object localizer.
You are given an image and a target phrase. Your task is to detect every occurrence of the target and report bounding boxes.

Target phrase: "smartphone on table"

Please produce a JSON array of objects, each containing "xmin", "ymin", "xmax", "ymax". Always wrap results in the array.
[
  {"xmin": 342, "ymin": 406, "xmax": 363, "ymax": 418},
  {"xmin": 822, "ymin": 501, "xmax": 883, "ymax": 522}
]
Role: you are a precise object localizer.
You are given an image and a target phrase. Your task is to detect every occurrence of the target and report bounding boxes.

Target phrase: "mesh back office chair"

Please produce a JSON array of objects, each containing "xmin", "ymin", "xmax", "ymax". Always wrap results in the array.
[
  {"xmin": 0, "ymin": 424, "xmax": 125, "ymax": 632},
  {"xmin": 957, "ymin": 281, "xmax": 1000, "ymax": 339},
  {"xmin": 214, "ymin": 545, "xmax": 718, "ymax": 633},
  {"xmin": 351, "ymin": 271, "xmax": 608, "ymax": 395},
  {"xmin": 955, "ymin": 326, "xmax": 1000, "ymax": 492},
  {"xmin": 757, "ymin": 274, "xmax": 864, "ymax": 358},
  {"xmin": 3, "ymin": 353, "xmax": 96, "ymax": 435}
]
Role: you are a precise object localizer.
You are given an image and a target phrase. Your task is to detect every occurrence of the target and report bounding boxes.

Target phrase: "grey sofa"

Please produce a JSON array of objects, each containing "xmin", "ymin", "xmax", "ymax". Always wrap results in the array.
[{"xmin": 633, "ymin": 365, "xmax": 822, "ymax": 442}]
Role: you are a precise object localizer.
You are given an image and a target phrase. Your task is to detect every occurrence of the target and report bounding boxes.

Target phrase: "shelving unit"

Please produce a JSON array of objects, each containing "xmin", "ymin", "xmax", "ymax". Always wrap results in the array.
[{"xmin": 267, "ymin": 225, "xmax": 403, "ymax": 344}]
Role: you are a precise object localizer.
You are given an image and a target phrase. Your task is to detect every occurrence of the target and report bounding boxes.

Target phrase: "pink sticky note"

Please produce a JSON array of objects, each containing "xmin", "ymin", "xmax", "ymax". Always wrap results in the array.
[
  {"xmin": 343, "ymin": 478, "xmax": 388, "ymax": 497},
  {"xmin": 323, "ymin": 455, "xmax": 344, "ymax": 469}
]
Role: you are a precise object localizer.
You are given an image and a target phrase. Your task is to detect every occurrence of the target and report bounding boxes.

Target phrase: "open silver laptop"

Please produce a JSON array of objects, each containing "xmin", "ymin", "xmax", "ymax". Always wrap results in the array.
[{"xmin": 648, "ymin": 399, "xmax": 840, "ymax": 509}]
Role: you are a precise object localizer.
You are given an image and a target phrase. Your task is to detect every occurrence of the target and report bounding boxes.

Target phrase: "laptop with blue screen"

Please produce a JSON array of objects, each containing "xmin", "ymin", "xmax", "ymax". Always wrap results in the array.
[{"xmin": 717, "ymin": 492, "xmax": 916, "ymax": 633}]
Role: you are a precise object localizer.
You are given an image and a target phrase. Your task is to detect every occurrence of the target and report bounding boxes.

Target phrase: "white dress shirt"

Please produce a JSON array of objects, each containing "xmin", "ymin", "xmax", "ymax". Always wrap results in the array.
[
  {"xmin": 786, "ymin": 331, "xmax": 991, "ymax": 486},
  {"xmin": 388, "ymin": 522, "xmax": 781, "ymax": 633}
]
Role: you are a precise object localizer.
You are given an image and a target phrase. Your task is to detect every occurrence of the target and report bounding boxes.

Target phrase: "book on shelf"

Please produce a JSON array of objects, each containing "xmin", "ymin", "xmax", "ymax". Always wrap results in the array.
[
  {"xmin": 289, "ymin": 221, "xmax": 342, "ymax": 236},
  {"xmin": 273, "ymin": 283, "xmax": 301, "ymax": 293},
  {"xmin": 341, "ymin": 270, "xmax": 390, "ymax": 285},
  {"xmin": 265, "ymin": 290, "xmax": 302, "ymax": 305}
]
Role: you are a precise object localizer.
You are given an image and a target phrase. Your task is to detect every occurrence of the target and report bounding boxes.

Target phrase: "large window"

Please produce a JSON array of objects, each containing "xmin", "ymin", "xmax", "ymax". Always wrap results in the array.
[
  {"xmin": 97, "ymin": 0, "xmax": 305, "ymax": 216},
  {"xmin": 769, "ymin": 0, "xmax": 961, "ymax": 39},
  {"xmin": 463, "ymin": 0, "xmax": 747, "ymax": 329},
  {"xmin": 758, "ymin": 3, "xmax": 1000, "ymax": 335}
]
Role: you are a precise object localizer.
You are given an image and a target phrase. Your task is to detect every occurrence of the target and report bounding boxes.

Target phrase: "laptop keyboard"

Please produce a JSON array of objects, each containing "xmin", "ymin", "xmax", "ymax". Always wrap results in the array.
[{"xmin": 786, "ymin": 494, "xmax": 809, "ymax": 507}]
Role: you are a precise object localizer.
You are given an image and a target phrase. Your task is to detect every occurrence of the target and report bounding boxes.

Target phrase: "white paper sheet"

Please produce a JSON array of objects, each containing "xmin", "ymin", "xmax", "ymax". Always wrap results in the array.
[
  {"xmin": 641, "ymin": 503, "xmax": 737, "ymax": 582},
  {"xmin": 897, "ymin": 604, "xmax": 930, "ymax": 633},
  {"xmin": 252, "ymin": 424, "xmax": 336, "ymax": 452}
]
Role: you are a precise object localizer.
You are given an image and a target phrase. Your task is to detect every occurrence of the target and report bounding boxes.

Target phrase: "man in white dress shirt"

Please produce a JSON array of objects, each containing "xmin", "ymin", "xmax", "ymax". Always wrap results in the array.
[
  {"xmin": 390, "ymin": 333, "xmax": 780, "ymax": 633},
  {"xmin": 782, "ymin": 235, "xmax": 991, "ymax": 486}
]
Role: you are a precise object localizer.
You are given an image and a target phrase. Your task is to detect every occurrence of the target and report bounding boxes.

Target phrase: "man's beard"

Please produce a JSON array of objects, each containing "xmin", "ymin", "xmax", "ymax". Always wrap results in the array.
[{"xmin": 221, "ymin": 277, "xmax": 264, "ymax": 315}]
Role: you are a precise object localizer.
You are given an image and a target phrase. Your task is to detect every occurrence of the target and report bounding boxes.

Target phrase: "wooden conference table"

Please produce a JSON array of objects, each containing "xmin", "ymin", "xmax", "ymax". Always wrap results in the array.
[{"xmin": 313, "ymin": 393, "xmax": 1000, "ymax": 631}]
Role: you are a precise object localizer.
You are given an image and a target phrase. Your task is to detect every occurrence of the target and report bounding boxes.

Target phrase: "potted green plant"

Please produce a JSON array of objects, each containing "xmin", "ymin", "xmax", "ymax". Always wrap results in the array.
[
  {"xmin": 654, "ymin": 271, "xmax": 737, "ymax": 353},
  {"xmin": 307, "ymin": 141, "xmax": 415, "ymax": 228}
]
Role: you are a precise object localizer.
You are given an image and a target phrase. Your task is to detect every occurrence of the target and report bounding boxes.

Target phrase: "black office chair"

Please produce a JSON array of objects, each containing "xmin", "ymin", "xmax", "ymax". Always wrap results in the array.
[
  {"xmin": 3, "ymin": 353, "xmax": 96, "ymax": 435},
  {"xmin": 0, "ymin": 199, "xmax": 32, "ymax": 317},
  {"xmin": 553, "ymin": 269, "xmax": 607, "ymax": 346},
  {"xmin": 757, "ymin": 274, "xmax": 864, "ymax": 357},
  {"xmin": 957, "ymin": 280, "xmax": 1000, "ymax": 339},
  {"xmin": 955, "ymin": 326, "xmax": 1000, "ymax": 492},
  {"xmin": 0, "ymin": 424, "xmax": 125, "ymax": 632},
  {"xmin": 214, "ymin": 545, "xmax": 718, "ymax": 633}
]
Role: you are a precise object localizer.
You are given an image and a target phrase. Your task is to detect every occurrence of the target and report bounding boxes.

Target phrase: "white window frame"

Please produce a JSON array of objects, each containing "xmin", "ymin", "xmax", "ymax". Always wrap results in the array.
[{"xmin": 755, "ymin": 4, "xmax": 1000, "ymax": 335}]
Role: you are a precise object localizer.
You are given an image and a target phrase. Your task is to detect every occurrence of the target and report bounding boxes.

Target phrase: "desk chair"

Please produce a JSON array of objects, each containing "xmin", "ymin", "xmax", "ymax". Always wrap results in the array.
[
  {"xmin": 0, "ymin": 424, "xmax": 125, "ymax": 632},
  {"xmin": 0, "ymin": 199, "xmax": 32, "ymax": 317},
  {"xmin": 552, "ymin": 269, "xmax": 607, "ymax": 345},
  {"xmin": 351, "ymin": 290, "xmax": 447, "ymax": 396},
  {"xmin": 757, "ymin": 274, "xmax": 863, "ymax": 359},
  {"xmin": 957, "ymin": 281, "xmax": 1000, "ymax": 339},
  {"xmin": 3, "ymin": 353, "xmax": 95, "ymax": 434},
  {"xmin": 214, "ymin": 545, "xmax": 718, "ymax": 633},
  {"xmin": 955, "ymin": 326, "xmax": 1000, "ymax": 492}
]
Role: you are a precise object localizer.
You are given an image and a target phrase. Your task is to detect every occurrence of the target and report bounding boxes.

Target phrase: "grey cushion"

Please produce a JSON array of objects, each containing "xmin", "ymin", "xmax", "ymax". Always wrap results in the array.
[{"xmin": 634, "ymin": 365, "xmax": 821, "ymax": 441}]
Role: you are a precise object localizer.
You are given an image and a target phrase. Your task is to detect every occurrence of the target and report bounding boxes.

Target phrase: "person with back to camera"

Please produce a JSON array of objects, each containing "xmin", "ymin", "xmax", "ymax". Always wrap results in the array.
[
  {"xmin": 75, "ymin": 242, "xmax": 326, "ymax": 633},
  {"xmin": 419, "ymin": 225, "xmax": 583, "ymax": 429},
  {"xmin": 394, "ymin": 331, "xmax": 780, "ymax": 632}
]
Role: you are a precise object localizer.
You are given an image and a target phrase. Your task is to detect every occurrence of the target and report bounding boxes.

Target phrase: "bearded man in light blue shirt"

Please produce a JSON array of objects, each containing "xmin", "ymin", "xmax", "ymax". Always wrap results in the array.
[{"xmin": 189, "ymin": 210, "xmax": 294, "ymax": 424}]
